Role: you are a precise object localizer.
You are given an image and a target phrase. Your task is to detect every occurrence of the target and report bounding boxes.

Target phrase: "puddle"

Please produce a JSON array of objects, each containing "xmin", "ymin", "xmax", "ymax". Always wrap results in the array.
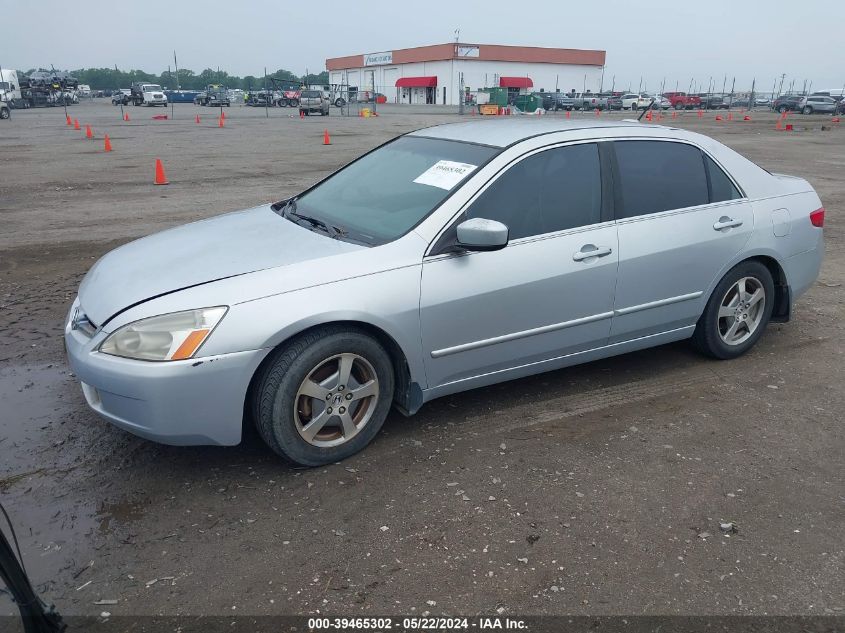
[
  {"xmin": 96, "ymin": 498, "xmax": 148, "ymax": 535},
  {"xmin": 0, "ymin": 363, "xmax": 100, "ymax": 593},
  {"xmin": 0, "ymin": 363, "xmax": 76, "ymax": 479}
]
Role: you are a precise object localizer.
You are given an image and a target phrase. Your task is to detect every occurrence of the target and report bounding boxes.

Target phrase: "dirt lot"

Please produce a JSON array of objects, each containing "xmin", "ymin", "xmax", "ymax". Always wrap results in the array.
[{"xmin": 1, "ymin": 101, "xmax": 843, "ymax": 620}]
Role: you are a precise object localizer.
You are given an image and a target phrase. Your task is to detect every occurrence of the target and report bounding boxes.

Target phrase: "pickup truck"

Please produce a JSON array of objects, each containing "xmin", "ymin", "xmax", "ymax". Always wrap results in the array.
[
  {"xmin": 574, "ymin": 92, "xmax": 607, "ymax": 110},
  {"xmin": 662, "ymin": 92, "xmax": 701, "ymax": 110}
]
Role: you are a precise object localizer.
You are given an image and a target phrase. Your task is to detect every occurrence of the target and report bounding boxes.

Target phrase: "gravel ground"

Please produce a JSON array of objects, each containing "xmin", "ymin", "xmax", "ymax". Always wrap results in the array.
[{"xmin": 0, "ymin": 101, "xmax": 843, "ymax": 619}]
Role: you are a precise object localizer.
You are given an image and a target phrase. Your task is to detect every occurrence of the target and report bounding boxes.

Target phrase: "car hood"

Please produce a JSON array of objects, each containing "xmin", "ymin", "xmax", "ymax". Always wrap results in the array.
[{"xmin": 79, "ymin": 205, "xmax": 363, "ymax": 326}]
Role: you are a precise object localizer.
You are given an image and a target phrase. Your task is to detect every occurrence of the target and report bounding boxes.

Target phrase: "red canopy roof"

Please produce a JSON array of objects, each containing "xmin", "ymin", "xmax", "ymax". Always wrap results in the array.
[
  {"xmin": 499, "ymin": 76, "xmax": 534, "ymax": 89},
  {"xmin": 395, "ymin": 76, "xmax": 437, "ymax": 88}
]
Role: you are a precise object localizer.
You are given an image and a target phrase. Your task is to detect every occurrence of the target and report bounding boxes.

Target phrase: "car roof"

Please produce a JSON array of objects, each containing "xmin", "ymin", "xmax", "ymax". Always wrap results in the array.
[{"xmin": 408, "ymin": 118, "xmax": 670, "ymax": 148}]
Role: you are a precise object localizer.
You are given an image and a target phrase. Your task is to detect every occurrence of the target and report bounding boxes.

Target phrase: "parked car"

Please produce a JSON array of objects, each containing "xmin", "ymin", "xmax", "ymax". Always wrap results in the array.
[
  {"xmin": 753, "ymin": 97, "xmax": 771, "ymax": 108},
  {"xmin": 574, "ymin": 92, "xmax": 607, "ymax": 110},
  {"xmin": 0, "ymin": 98, "xmax": 10, "ymax": 119},
  {"xmin": 698, "ymin": 93, "xmax": 727, "ymax": 110},
  {"xmin": 772, "ymin": 95, "xmax": 803, "ymax": 114},
  {"xmin": 299, "ymin": 89, "xmax": 330, "ymax": 116},
  {"xmin": 548, "ymin": 92, "xmax": 578, "ymax": 111},
  {"xmin": 621, "ymin": 93, "xmax": 646, "ymax": 110},
  {"xmin": 65, "ymin": 119, "xmax": 825, "ymax": 466},
  {"xmin": 799, "ymin": 95, "xmax": 838, "ymax": 114},
  {"xmin": 111, "ymin": 89, "xmax": 131, "ymax": 105},
  {"xmin": 663, "ymin": 92, "xmax": 702, "ymax": 110},
  {"xmin": 603, "ymin": 94, "xmax": 623, "ymax": 110}
]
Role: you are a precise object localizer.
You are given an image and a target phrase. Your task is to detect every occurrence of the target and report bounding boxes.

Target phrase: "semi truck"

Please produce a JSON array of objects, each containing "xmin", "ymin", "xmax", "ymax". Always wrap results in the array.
[{"xmin": 130, "ymin": 82, "xmax": 168, "ymax": 106}]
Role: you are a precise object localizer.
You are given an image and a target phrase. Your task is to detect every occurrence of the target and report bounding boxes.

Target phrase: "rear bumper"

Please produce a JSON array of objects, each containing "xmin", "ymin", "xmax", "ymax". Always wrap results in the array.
[{"xmin": 64, "ymin": 299, "xmax": 267, "ymax": 446}]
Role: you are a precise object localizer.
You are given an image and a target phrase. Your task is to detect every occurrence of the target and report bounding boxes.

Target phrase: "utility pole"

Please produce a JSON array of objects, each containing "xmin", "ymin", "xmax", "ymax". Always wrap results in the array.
[{"xmin": 777, "ymin": 73, "xmax": 786, "ymax": 97}]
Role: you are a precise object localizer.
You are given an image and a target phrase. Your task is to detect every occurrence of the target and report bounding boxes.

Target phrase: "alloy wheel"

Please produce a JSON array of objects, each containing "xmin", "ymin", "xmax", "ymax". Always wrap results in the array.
[
  {"xmin": 717, "ymin": 277, "xmax": 766, "ymax": 346},
  {"xmin": 293, "ymin": 353, "xmax": 380, "ymax": 447}
]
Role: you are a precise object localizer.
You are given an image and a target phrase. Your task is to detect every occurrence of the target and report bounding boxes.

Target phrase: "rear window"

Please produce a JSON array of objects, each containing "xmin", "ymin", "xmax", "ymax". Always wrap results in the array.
[{"xmin": 301, "ymin": 90, "xmax": 321, "ymax": 97}]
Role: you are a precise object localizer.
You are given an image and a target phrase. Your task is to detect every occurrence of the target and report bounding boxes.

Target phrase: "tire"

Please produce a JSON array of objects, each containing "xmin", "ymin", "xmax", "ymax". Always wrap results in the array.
[
  {"xmin": 802, "ymin": 106, "xmax": 812, "ymax": 115},
  {"xmin": 334, "ymin": 98, "xmax": 346, "ymax": 108},
  {"xmin": 778, "ymin": 105, "xmax": 788, "ymax": 114},
  {"xmin": 0, "ymin": 107, "xmax": 9, "ymax": 120},
  {"xmin": 253, "ymin": 326, "xmax": 395, "ymax": 466},
  {"xmin": 691, "ymin": 261, "xmax": 775, "ymax": 360},
  {"xmin": 289, "ymin": 98, "xmax": 299, "ymax": 108},
  {"xmin": 674, "ymin": 103, "xmax": 683, "ymax": 110}
]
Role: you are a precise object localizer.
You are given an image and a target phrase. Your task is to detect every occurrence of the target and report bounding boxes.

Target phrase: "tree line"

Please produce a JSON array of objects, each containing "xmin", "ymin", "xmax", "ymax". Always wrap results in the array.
[{"xmin": 16, "ymin": 67, "xmax": 330, "ymax": 90}]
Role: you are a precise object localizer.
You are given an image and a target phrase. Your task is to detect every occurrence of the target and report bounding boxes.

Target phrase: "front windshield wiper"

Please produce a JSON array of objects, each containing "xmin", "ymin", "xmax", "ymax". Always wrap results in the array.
[{"xmin": 276, "ymin": 198, "xmax": 346, "ymax": 239}]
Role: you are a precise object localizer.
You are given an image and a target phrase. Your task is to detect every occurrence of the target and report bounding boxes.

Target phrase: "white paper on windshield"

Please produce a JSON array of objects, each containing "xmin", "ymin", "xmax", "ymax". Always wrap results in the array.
[{"xmin": 413, "ymin": 160, "xmax": 478, "ymax": 190}]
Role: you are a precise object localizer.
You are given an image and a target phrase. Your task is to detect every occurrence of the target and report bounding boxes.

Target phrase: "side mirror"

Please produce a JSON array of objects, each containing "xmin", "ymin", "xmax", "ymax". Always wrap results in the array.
[{"xmin": 456, "ymin": 218, "xmax": 509, "ymax": 252}]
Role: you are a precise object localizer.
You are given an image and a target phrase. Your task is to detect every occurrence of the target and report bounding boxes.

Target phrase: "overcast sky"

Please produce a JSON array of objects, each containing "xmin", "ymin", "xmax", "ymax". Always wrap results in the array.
[{"xmin": 4, "ymin": 0, "xmax": 842, "ymax": 92}]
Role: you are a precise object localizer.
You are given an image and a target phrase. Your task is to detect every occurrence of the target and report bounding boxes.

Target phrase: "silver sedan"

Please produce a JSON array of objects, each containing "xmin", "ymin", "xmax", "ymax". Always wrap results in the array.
[{"xmin": 66, "ymin": 119, "xmax": 825, "ymax": 466}]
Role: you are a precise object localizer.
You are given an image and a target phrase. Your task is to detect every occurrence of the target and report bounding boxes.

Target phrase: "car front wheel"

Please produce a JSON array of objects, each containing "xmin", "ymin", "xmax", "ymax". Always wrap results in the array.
[
  {"xmin": 802, "ymin": 106, "xmax": 812, "ymax": 115},
  {"xmin": 692, "ymin": 261, "xmax": 774, "ymax": 360},
  {"xmin": 253, "ymin": 326, "xmax": 395, "ymax": 466}
]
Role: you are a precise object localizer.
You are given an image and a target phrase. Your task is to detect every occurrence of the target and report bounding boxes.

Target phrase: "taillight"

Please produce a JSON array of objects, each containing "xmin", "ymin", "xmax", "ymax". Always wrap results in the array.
[{"xmin": 810, "ymin": 207, "xmax": 825, "ymax": 228}]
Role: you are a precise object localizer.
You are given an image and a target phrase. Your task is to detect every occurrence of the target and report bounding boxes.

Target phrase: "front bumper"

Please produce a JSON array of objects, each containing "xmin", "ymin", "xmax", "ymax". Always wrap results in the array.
[{"xmin": 64, "ymin": 299, "xmax": 267, "ymax": 446}]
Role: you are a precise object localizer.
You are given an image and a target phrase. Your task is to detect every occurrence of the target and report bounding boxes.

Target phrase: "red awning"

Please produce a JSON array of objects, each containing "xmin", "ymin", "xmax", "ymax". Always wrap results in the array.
[
  {"xmin": 395, "ymin": 76, "xmax": 437, "ymax": 88},
  {"xmin": 499, "ymin": 76, "xmax": 534, "ymax": 89}
]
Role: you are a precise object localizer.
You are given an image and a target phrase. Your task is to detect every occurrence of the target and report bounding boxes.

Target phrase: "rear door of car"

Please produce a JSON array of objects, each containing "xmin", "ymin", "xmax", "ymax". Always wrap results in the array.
[
  {"xmin": 419, "ymin": 142, "xmax": 618, "ymax": 389},
  {"xmin": 609, "ymin": 139, "xmax": 754, "ymax": 343}
]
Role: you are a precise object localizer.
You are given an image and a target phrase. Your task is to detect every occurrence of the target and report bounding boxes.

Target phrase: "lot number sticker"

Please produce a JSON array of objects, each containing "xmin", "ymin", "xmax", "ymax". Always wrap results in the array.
[{"xmin": 414, "ymin": 161, "xmax": 478, "ymax": 190}]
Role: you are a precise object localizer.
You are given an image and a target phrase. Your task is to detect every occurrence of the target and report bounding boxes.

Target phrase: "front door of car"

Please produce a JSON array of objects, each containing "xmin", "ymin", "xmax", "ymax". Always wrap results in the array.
[
  {"xmin": 419, "ymin": 142, "xmax": 619, "ymax": 390},
  {"xmin": 609, "ymin": 140, "xmax": 754, "ymax": 343}
]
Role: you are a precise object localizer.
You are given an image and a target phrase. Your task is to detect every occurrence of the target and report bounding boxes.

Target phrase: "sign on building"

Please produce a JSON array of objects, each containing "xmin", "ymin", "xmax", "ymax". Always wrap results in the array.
[{"xmin": 364, "ymin": 51, "xmax": 393, "ymax": 66}]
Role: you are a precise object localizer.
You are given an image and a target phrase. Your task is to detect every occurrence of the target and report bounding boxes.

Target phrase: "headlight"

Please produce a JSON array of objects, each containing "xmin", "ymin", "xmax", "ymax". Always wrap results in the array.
[{"xmin": 99, "ymin": 307, "xmax": 227, "ymax": 361}]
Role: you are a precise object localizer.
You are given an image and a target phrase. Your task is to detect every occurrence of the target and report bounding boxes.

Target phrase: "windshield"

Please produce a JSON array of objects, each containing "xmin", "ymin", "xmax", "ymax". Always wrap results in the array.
[
  {"xmin": 0, "ymin": 82, "xmax": 9, "ymax": 90},
  {"xmin": 144, "ymin": 85, "xmax": 162, "ymax": 91},
  {"xmin": 294, "ymin": 136, "xmax": 498, "ymax": 245}
]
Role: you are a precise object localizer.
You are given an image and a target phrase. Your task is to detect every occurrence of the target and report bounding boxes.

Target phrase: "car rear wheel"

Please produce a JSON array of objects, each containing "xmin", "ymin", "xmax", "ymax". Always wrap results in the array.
[
  {"xmin": 692, "ymin": 261, "xmax": 774, "ymax": 360},
  {"xmin": 252, "ymin": 326, "xmax": 395, "ymax": 466},
  {"xmin": 674, "ymin": 103, "xmax": 683, "ymax": 110},
  {"xmin": 778, "ymin": 105, "xmax": 788, "ymax": 114}
]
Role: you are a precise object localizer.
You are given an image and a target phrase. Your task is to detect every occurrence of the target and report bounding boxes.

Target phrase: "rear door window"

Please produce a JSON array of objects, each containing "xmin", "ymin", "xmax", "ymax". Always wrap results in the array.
[
  {"xmin": 613, "ymin": 141, "xmax": 709, "ymax": 218},
  {"xmin": 704, "ymin": 155, "xmax": 742, "ymax": 202}
]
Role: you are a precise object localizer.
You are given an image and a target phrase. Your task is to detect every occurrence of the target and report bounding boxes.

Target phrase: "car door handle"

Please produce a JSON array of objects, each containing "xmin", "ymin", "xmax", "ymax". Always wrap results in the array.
[
  {"xmin": 713, "ymin": 217, "xmax": 743, "ymax": 231},
  {"xmin": 573, "ymin": 245, "xmax": 613, "ymax": 261}
]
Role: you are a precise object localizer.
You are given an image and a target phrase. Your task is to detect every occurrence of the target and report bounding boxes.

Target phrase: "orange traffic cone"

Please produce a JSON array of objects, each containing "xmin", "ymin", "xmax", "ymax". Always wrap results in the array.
[
  {"xmin": 566, "ymin": 110, "xmax": 571, "ymax": 119},
  {"xmin": 104, "ymin": 134, "xmax": 112, "ymax": 152},
  {"xmin": 221, "ymin": 109, "xmax": 225, "ymax": 120},
  {"xmin": 595, "ymin": 108, "xmax": 600, "ymax": 116},
  {"xmin": 323, "ymin": 129, "xmax": 331, "ymax": 145},
  {"xmin": 727, "ymin": 112, "xmax": 733, "ymax": 121},
  {"xmin": 123, "ymin": 112, "xmax": 129, "ymax": 122},
  {"xmin": 672, "ymin": 111, "xmax": 677, "ymax": 119},
  {"xmin": 74, "ymin": 118, "xmax": 80, "ymax": 130},
  {"xmin": 645, "ymin": 110, "xmax": 653, "ymax": 121},
  {"xmin": 300, "ymin": 110, "xmax": 305, "ymax": 119},
  {"xmin": 154, "ymin": 158, "xmax": 169, "ymax": 185},
  {"xmin": 66, "ymin": 114, "xmax": 72, "ymax": 126},
  {"xmin": 218, "ymin": 116, "xmax": 225, "ymax": 128},
  {"xmin": 85, "ymin": 124, "xmax": 94, "ymax": 139},
  {"xmin": 697, "ymin": 110, "xmax": 703, "ymax": 118},
  {"xmin": 776, "ymin": 119, "xmax": 783, "ymax": 130},
  {"xmin": 715, "ymin": 115, "xmax": 723, "ymax": 121},
  {"xmin": 195, "ymin": 114, "xmax": 200, "ymax": 124}
]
